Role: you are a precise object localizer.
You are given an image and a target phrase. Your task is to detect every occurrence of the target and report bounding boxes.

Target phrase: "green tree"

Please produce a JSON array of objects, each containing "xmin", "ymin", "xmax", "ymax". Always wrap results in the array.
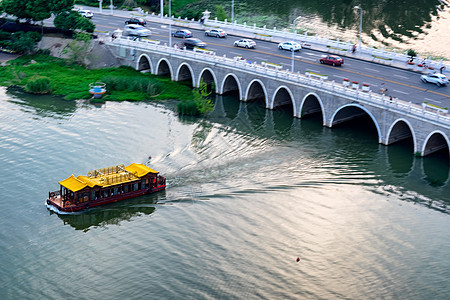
[
  {"xmin": 62, "ymin": 32, "xmax": 92, "ymax": 65},
  {"xmin": 177, "ymin": 78, "xmax": 214, "ymax": 116},
  {"xmin": 54, "ymin": 11, "xmax": 96, "ymax": 33},
  {"xmin": 1, "ymin": 0, "xmax": 73, "ymax": 22},
  {"xmin": 10, "ymin": 31, "xmax": 42, "ymax": 53},
  {"xmin": 215, "ymin": 5, "xmax": 229, "ymax": 21}
]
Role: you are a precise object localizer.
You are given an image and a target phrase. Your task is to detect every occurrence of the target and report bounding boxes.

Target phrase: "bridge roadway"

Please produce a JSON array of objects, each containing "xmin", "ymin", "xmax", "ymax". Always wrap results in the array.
[{"xmin": 77, "ymin": 10, "xmax": 450, "ymax": 109}]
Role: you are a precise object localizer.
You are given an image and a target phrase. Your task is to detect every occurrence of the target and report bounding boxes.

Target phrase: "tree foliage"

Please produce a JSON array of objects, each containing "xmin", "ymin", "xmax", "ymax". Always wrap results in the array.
[
  {"xmin": 54, "ymin": 11, "xmax": 96, "ymax": 33},
  {"xmin": 177, "ymin": 79, "xmax": 213, "ymax": 116},
  {"xmin": 215, "ymin": 5, "xmax": 229, "ymax": 21},
  {"xmin": 0, "ymin": 31, "xmax": 42, "ymax": 54},
  {"xmin": 1, "ymin": 0, "xmax": 74, "ymax": 22},
  {"xmin": 62, "ymin": 32, "xmax": 92, "ymax": 65}
]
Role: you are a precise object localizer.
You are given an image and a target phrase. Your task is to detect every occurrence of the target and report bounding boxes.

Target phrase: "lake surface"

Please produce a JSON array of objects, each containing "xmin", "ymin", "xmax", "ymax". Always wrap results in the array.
[{"xmin": 1, "ymin": 86, "xmax": 449, "ymax": 299}]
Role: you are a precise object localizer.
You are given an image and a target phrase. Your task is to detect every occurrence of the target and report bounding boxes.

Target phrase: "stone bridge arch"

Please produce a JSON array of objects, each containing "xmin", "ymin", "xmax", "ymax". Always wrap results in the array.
[
  {"xmin": 136, "ymin": 54, "xmax": 152, "ymax": 73},
  {"xmin": 271, "ymin": 86, "xmax": 296, "ymax": 116},
  {"xmin": 155, "ymin": 58, "xmax": 173, "ymax": 79},
  {"xmin": 421, "ymin": 130, "xmax": 450, "ymax": 157},
  {"xmin": 176, "ymin": 62, "xmax": 195, "ymax": 87},
  {"xmin": 245, "ymin": 79, "xmax": 268, "ymax": 108},
  {"xmin": 221, "ymin": 73, "xmax": 242, "ymax": 100},
  {"xmin": 198, "ymin": 67, "xmax": 218, "ymax": 92},
  {"xmin": 385, "ymin": 118, "xmax": 416, "ymax": 151},
  {"xmin": 299, "ymin": 92, "xmax": 325, "ymax": 124},
  {"xmin": 330, "ymin": 104, "xmax": 382, "ymax": 143}
]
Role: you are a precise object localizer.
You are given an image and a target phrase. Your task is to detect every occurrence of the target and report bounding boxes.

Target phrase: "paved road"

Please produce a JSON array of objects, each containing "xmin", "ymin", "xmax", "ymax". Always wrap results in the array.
[{"xmin": 48, "ymin": 10, "xmax": 450, "ymax": 108}]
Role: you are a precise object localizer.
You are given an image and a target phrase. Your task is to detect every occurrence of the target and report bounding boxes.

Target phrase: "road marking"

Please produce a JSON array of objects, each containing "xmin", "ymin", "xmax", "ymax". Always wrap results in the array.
[
  {"xmin": 394, "ymin": 74, "xmax": 409, "ymax": 79},
  {"xmin": 229, "ymin": 52, "xmax": 242, "ymax": 56},
  {"xmin": 364, "ymin": 68, "xmax": 379, "ymax": 72},
  {"xmin": 303, "ymin": 52, "xmax": 318, "ymax": 56},
  {"xmin": 333, "ymin": 75, "xmax": 349, "ymax": 79},
  {"xmin": 302, "ymin": 57, "xmax": 317, "ymax": 61},
  {"xmin": 393, "ymin": 89, "xmax": 409, "ymax": 94},
  {"xmin": 432, "ymin": 100, "xmax": 443, "ymax": 104}
]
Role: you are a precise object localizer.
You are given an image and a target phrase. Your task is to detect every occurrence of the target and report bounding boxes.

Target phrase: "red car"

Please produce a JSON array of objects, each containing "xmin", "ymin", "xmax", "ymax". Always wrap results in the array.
[{"xmin": 319, "ymin": 55, "xmax": 344, "ymax": 66}]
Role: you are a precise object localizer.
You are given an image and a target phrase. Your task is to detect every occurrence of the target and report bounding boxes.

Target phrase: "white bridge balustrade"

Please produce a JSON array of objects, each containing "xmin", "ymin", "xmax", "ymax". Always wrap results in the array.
[{"xmin": 106, "ymin": 37, "xmax": 450, "ymax": 158}]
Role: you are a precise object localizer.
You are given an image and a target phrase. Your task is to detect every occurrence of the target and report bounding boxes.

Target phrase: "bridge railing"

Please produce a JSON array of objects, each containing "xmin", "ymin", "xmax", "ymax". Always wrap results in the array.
[{"xmin": 109, "ymin": 37, "xmax": 450, "ymax": 126}]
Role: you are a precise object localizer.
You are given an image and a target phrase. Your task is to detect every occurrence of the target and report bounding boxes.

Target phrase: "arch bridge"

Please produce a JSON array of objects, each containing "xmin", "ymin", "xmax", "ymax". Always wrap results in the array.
[{"xmin": 106, "ymin": 38, "xmax": 450, "ymax": 158}]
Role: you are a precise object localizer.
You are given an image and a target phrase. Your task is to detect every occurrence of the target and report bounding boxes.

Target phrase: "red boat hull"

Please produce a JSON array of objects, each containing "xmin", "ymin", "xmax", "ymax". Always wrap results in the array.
[{"xmin": 46, "ymin": 185, "xmax": 165, "ymax": 213}]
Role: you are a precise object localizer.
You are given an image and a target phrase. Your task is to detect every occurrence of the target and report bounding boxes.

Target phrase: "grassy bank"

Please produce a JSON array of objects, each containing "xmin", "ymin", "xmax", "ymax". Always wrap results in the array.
[{"xmin": 0, "ymin": 52, "xmax": 195, "ymax": 103}]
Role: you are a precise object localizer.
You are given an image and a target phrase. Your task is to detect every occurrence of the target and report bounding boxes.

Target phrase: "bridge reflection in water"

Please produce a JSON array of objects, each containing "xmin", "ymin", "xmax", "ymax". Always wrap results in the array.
[{"xmin": 208, "ymin": 94, "xmax": 449, "ymax": 201}]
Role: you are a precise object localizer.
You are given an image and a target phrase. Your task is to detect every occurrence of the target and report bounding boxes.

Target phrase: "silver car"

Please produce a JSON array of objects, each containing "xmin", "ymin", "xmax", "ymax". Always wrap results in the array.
[
  {"xmin": 123, "ymin": 24, "xmax": 151, "ymax": 37},
  {"xmin": 204, "ymin": 29, "xmax": 227, "ymax": 38},
  {"xmin": 420, "ymin": 73, "xmax": 448, "ymax": 87},
  {"xmin": 233, "ymin": 39, "xmax": 256, "ymax": 49}
]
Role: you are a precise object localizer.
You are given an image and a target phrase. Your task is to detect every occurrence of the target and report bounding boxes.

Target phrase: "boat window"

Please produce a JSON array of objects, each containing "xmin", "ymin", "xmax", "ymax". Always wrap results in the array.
[
  {"xmin": 113, "ymin": 187, "xmax": 119, "ymax": 195},
  {"xmin": 142, "ymin": 179, "xmax": 147, "ymax": 189},
  {"xmin": 123, "ymin": 185, "xmax": 129, "ymax": 193},
  {"xmin": 133, "ymin": 183, "xmax": 139, "ymax": 191}
]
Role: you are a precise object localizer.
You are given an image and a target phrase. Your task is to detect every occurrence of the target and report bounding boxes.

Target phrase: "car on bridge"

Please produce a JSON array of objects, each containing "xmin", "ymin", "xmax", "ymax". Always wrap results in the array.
[
  {"xmin": 182, "ymin": 38, "xmax": 207, "ymax": 50},
  {"xmin": 233, "ymin": 39, "xmax": 256, "ymax": 49},
  {"xmin": 420, "ymin": 73, "xmax": 449, "ymax": 87},
  {"xmin": 123, "ymin": 24, "xmax": 151, "ymax": 37},
  {"xmin": 172, "ymin": 29, "xmax": 193, "ymax": 38},
  {"xmin": 125, "ymin": 18, "xmax": 146, "ymax": 26},
  {"xmin": 319, "ymin": 55, "xmax": 344, "ymax": 66},
  {"xmin": 204, "ymin": 29, "xmax": 227, "ymax": 38},
  {"xmin": 278, "ymin": 41, "xmax": 302, "ymax": 52}
]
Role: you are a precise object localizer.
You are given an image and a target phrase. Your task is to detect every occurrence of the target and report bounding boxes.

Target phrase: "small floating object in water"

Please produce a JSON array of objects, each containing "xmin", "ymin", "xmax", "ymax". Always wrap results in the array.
[
  {"xmin": 89, "ymin": 82, "xmax": 107, "ymax": 99},
  {"xmin": 296, "ymin": 257, "xmax": 300, "ymax": 262}
]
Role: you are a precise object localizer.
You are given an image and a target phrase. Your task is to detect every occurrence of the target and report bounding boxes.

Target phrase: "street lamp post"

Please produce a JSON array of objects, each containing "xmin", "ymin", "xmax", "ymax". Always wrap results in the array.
[
  {"xmin": 110, "ymin": 0, "xmax": 114, "ymax": 15},
  {"xmin": 291, "ymin": 16, "xmax": 301, "ymax": 73},
  {"xmin": 231, "ymin": 0, "xmax": 234, "ymax": 23},
  {"xmin": 161, "ymin": 0, "xmax": 164, "ymax": 19},
  {"xmin": 169, "ymin": 0, "xmax": 172, "ymax": 47},
  {"xmin": 353, "ymin": 5, "xmax": 362, "ymax": 51}
]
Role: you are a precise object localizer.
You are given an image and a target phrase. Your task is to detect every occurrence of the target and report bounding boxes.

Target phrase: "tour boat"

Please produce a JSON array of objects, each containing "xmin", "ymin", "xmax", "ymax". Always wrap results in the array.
[{"xmin": 46, "ymin": 163, "xmax": 166, "ymax": 213}]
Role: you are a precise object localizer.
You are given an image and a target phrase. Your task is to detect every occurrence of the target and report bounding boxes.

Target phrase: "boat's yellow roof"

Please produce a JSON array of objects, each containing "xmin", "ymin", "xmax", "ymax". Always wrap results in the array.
[{"xmin": 59, "ymin": 163, "xmax": 158, "ymax": 192}]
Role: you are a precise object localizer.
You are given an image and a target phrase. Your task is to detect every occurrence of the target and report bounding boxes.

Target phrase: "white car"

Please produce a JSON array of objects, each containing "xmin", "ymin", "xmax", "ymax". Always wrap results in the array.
[
  {"xmin": 278, "ymin": 41, "xmax": 302, "ymax": 52},
  {"xmin": 233, "ymin": 39, "xmax": 256, "ymax": 49},
  {"xmin": 420, "ymin": 73, "xmax": 449, "ymax": 87},
  {"xmin": 123, "ymin": 24, "xmax": 151, "ymax": 37},
  {"xmin": 79, "ymin": 10, "xmax": 93, "ymax": 19}
]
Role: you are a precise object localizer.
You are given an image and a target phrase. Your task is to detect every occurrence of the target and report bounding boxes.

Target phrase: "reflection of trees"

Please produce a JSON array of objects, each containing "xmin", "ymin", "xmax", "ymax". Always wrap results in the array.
[
  {"xmin": 7, "ymin": 87, "xmax": 78, "ymax": 119},
  {"xmin": 423, "ymin": 153, "xmax": 450, "ymax": 188},
  {"xmin": 242, "ymin": 0, "xmax": 439, "ymax": 41},
  {"xmin": 51, "ymin": 192, "xmax": 165, "ymax": 231}
]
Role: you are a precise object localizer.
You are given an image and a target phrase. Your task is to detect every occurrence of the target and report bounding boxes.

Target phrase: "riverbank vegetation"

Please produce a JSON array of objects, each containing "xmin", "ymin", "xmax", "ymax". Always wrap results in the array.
[{"xmin": 0, "ymin": 53, "xmax": 213, "ymax": 115}]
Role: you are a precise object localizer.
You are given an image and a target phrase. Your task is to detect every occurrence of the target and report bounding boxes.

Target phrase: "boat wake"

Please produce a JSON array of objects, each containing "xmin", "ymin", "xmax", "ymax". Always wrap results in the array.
[{"xmin": 45, "ymin": 202, "xmax": 81, "ymax": 215}]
